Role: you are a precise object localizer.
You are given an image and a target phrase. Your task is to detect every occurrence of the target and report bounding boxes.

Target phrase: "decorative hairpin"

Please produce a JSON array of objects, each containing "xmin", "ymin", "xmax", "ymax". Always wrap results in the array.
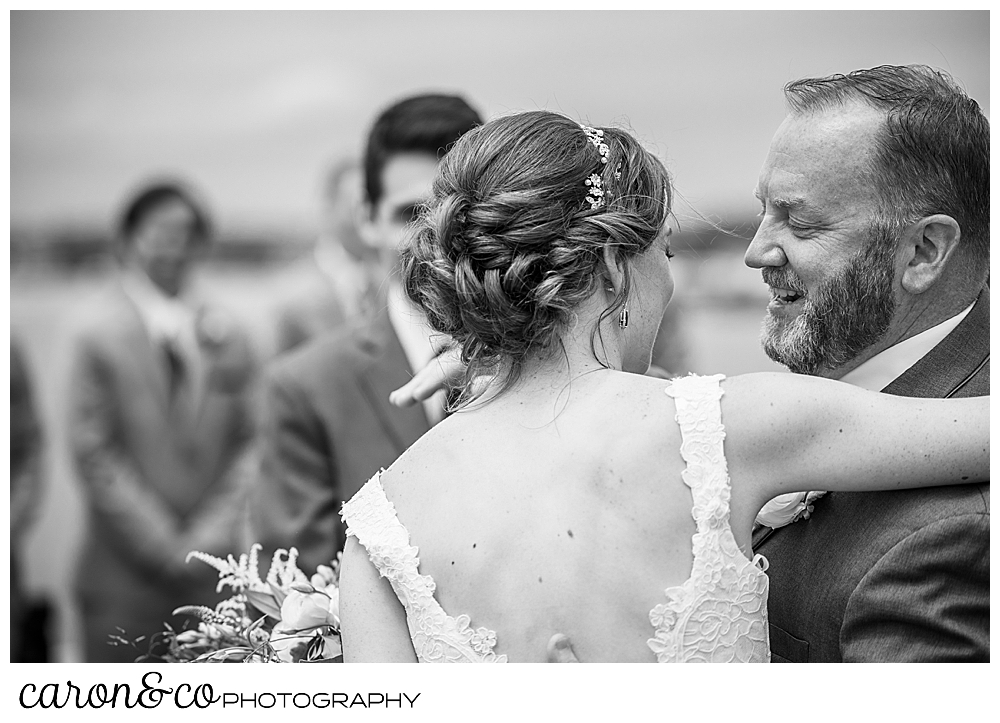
[
  {"xmin": 581, "ymin": 125, "xmax": 610, "ymax": 164},
  {"xmin": 584, "ymin": 173, "xmax": 605, "ymax": 210}
]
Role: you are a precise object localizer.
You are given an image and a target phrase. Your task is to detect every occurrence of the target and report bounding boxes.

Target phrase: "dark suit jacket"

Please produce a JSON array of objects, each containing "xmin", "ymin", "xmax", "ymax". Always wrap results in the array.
[
  {"xmin": 69, "ymin": 283, "xmax": 256, "ymax": 662},
  {"xmin": 11, "ymin": 340, "xmax": 43, "ymax": 662},
  {"xmin": 276, "ymin": 292, "xmax": 349, "ymax": 356},
  {"xmin": 273, "ymin": 253, "xmax": 378, "ymax": 355},
  {"xmin": 249, "ymin": 306, "xmax": 432, "ymax": 574},
  {"xmin": 753, "ymin": 287, "xmax": 990, "ymax": 662}
]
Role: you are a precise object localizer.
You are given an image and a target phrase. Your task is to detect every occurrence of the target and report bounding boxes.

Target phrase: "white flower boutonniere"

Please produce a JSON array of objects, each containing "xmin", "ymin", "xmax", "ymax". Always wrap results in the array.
[{"xmin": 756, "ymin": 490, "xmax": 827, "ymax": 529}]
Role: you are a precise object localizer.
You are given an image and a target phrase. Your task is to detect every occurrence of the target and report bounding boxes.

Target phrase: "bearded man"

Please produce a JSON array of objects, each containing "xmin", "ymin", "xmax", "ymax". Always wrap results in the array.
[{"xmin": 747, "ymin": 64, "xmax": 988, "ymax": 662}]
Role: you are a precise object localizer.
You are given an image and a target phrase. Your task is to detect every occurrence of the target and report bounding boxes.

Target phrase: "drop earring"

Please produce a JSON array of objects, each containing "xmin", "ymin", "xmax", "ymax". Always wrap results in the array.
[{"xmin": 619, "ymin": 304, "xmax": 629, "ymax": 329}]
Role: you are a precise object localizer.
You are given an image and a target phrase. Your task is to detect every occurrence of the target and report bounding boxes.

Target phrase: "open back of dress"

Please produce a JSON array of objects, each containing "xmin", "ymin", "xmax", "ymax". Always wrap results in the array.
[{"xmin": 342, "ymin": 374, "xmax": 770, "ymax": 663}]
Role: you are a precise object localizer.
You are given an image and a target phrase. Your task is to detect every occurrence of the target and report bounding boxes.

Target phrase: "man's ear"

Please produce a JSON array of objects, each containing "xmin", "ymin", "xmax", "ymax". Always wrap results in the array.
[
  {"xmin": 900, "ymin": 214, "xmax": 962, "ymax": 294},
  {"xmin": 113, "ymin": 235, "xmax": 131, "ymax": 264},
  {"xmin": 602, "ymin": 244, "xmax": 625, "ymax": 296},
  {"xmin": 354, "ymin": 200, "xmax": 381, "ymax": 251}
]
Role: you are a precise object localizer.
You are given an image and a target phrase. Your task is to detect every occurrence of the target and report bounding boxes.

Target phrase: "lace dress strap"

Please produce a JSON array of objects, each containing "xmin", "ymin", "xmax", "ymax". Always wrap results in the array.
[
  {"xmin": 647, "ymin": 374, "xmax": 771, "ymax": 663},
  {"xmin": 341, "ymin": 472, "xmax": 426, "ymax": 592},
  {"xmin": 341, "ymin": 472, "xmax": 507, "ymax": 663},
  {"xmin": 666, "ymin": 374, "xmax": 768, "ymax": 569},
  {"xmin": 665, "ymin": 373, "xmax": 729, "ymax": 528}
]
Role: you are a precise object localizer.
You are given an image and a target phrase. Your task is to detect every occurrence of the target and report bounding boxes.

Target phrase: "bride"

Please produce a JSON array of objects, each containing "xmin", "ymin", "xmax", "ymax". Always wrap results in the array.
[{"xmin": 338, "ymin": 110, "xmax": 988, "ymax": 663}]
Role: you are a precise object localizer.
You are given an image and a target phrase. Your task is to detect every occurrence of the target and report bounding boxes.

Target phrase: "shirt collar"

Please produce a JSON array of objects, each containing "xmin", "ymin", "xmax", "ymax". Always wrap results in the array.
[
  {"xmin": 838, "ymin": 302, "xmax": 975, "ymax": 391},
  {"xmin": 120, "ymin": 266, "xmax": 197, "ymax": 346}
]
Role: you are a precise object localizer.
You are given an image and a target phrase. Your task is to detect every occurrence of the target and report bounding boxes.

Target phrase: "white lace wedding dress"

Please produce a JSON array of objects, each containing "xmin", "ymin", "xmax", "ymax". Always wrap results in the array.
[{"xmin": 341, "ymin": 374, "xmax": 771, "ymax": 662}]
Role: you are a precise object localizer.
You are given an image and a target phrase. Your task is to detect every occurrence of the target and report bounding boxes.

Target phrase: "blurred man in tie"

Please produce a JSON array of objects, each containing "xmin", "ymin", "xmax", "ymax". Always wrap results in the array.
[{"xmin": 69, "ymin": 181, "xmax": 257, "ymax": 662}]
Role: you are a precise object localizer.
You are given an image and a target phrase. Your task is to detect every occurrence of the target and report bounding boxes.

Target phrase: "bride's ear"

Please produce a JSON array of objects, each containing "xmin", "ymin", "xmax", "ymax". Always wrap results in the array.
[{"xmin": 601, "ymin": 244, "xmax": 626, "ymax": 297}]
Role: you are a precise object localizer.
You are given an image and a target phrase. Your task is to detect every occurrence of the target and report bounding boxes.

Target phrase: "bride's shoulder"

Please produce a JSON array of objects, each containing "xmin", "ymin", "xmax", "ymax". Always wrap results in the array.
[
  {"xmin": 377, "ymin": 419, "xmax": 466, "ymax": 504},
  {"xmin": 607, "ymin": 370, "xmax": 707, "ymax": 406},
  {"xmin": 586, "ymin": 371, "xmax": 683, "ymax": 435}
]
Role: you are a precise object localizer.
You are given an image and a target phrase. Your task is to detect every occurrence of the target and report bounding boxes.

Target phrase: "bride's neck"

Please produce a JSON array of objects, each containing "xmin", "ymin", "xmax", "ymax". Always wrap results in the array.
[{"xmin": 474, "ymin": 296, "xmax": 622, "ymax": 408}]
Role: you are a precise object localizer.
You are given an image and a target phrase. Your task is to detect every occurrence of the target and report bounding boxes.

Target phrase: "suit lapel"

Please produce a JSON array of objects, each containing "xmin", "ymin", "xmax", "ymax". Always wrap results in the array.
[
  {"xmin": 880, "ymin": 286, "xmax": 989, "ymax": 399},
  {"xmin": 356, "ymin": 309, "xmax": 432, "ymax": 454},
  {"xmin": 752, "ymin": 523, "xmax": 777, "ymax": 550}
]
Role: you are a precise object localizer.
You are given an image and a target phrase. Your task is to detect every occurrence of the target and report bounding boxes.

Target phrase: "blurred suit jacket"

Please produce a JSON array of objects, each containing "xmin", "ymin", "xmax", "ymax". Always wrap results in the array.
[
  {"xmin": 11, "ymin": 340, "xmax": 44, "ymax": 662},
  {"xmin": 249, "ymin": 306, "xmax": 431, "ymax": 575},
  {"xmin": 274, "ymin": 279, "xmax": 350, "ymax": 355},
  {"xmin": 753, "ymin": 286, "xmax": 990, "ymax": 662},
  {"xmin": 69, "ymin": 283, "xmax": 256, "ymax": 663},
  {"xmin": 273, "ymin": 247, "xmax": 378, "ymax": 355}
]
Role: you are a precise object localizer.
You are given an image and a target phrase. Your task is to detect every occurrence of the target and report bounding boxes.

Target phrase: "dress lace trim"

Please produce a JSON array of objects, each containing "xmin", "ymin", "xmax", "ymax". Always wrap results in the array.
[
  {"xmin": 342, "ymin": 475, "xmax": 507, "ymax": 663},
  {"xmin": 647, "ymin": 374, "xmax": 770, "ymax": 663}
]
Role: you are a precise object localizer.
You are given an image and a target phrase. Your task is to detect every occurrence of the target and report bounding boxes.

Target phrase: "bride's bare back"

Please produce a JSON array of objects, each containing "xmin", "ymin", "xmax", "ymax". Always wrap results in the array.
[{"xmin": 377, "ymin": 371, "xmax": 720, "ymax": 662}]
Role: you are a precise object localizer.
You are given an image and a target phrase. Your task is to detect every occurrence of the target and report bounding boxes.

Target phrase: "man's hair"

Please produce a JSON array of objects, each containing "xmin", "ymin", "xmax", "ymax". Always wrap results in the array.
[
  {"xmin": 363, "ymin": 93, "xmax": 482, "ymax": 210},
  {"xmin": 784, "ymin": 64, "xmax": 989, "ymax": 271},
  {"xmin": 118, "ymin": 181, "xmax": 211, "ymax": 244}
]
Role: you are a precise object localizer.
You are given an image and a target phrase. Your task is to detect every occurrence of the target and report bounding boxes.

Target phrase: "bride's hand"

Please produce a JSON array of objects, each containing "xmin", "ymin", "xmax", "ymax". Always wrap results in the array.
[{"xmin": 389, "ymin": 341, "xmax": 465, "ymax": 408}]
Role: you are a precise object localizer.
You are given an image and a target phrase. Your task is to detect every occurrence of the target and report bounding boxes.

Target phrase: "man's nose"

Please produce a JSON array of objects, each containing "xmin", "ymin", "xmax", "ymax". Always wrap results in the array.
[{"xmin": 744, "ymin": 224, "xmax": 787, "ymax": 269}]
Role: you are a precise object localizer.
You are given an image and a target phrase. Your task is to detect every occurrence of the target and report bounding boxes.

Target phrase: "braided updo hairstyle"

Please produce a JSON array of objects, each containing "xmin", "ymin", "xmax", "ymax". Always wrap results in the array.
[{"xmin": 401, "ymin": 110, "xmax": 673, "ymax": 404}]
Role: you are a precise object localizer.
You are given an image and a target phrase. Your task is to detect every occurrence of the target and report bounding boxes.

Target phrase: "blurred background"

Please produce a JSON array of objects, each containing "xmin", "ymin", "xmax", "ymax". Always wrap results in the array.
[{"xmin": 9, "ymin": 10, "xmax": 989, "ymax": 662}]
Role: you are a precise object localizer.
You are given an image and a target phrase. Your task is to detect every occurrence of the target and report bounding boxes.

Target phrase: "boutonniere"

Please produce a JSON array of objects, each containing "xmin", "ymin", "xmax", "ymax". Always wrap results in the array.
[
  {"xmin": 755, "ymin": 490, "xmax": 827, "ymax": 529},
  {"xmin": 195, "ymin": 308, "xmax": 254, "ymax": 391},
  {"xmin": 196, "ymin": 308, "xmax": 232, "ymax": 348}
]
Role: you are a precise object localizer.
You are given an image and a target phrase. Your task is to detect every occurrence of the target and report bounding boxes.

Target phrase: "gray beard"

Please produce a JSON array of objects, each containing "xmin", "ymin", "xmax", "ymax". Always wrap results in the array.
[{"xmin": 760, "ymin": 233, "xmax": 898, "ymax": 376}]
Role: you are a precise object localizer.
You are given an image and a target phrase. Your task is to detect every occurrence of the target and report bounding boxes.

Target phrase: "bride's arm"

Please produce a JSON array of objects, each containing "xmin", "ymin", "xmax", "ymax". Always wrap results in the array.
[
  {"xmin": 339, "ymin": 536, "xmax": 419, "ymax": 662},
  {"xmin": 722, "ymin": 372, "xmax": 988, "ymax": 517}
]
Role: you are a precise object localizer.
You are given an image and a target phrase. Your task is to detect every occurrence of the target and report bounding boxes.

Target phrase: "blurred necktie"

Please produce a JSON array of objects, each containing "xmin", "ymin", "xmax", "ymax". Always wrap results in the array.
[{"xmin": 162, "ymin": 338, "xmax": 186, "ymax": 405}]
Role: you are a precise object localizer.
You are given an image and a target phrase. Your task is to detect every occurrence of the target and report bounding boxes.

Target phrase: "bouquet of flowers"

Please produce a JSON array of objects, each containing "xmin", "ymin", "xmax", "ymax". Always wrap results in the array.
[{"xmin": 118, "ymin": 544, "xmax": 342, "ymax": 663}]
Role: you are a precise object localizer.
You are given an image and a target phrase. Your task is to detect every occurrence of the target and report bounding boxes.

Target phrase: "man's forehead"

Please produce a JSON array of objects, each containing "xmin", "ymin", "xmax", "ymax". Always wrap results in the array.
[
  {"xmin": 792, "ymin": 108, "xmax": 879, "ymax": 155},
  {"xmin": 756, "ymin": 108, "xmax": 882, "ymax": 205},
  {"xmin": 145, "ymin": 197, "xmax": 198, "ymax": 224}
]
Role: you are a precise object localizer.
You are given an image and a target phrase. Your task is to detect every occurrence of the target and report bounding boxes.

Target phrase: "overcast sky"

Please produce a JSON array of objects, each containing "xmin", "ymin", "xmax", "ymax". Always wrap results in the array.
[{"xmin": 10, "ymin": 10, "xmax": 989, "ymax": 235}]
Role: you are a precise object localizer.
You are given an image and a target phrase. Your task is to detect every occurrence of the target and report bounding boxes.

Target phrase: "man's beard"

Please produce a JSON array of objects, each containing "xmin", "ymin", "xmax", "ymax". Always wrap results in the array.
[{"xmin": 760, "ymin": 229, "xmax": 898, "ymax": 376}]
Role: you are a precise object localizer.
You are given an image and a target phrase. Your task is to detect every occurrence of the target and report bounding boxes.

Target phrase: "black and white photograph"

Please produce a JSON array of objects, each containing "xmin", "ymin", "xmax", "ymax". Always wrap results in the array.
[{"xmin": 9, "ymin": 6, "xmax": 989, "ymax": 716}]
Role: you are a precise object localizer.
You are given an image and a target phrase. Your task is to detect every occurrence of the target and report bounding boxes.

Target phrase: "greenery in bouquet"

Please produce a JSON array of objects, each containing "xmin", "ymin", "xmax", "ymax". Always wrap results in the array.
[{"xmin": 116, "ymin": 544, "xmax": 342, "ymax": 663}]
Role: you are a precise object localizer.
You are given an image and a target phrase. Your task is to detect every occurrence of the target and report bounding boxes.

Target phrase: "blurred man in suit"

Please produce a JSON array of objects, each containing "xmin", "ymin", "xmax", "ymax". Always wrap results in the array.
[
  {"xmin": 69, "ymin": 182, "xmax": 257, "ymax": 662},
  {"xmin": 274, "ymin": 159, "xmax": 381, "ymax": 354},
  {"xmin": 746, "ymin": 64, "xmax": 989, "ymax": 662},
  {"xmin": 248, "ymin": 94, "xmax": 482, "ymax": 574}
]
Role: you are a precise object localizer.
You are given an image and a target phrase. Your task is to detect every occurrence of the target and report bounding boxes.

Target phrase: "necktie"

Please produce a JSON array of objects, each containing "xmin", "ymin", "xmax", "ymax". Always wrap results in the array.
[{"xmin": 162, "ymin": 338, "xmax": 186, "ymax": 404}]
